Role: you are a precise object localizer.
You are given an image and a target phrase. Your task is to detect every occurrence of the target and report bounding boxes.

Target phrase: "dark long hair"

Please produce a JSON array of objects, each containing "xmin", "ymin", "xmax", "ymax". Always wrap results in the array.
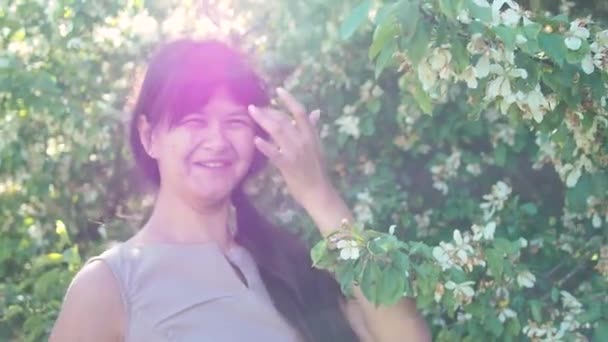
[{"xmin": 128, "ymin": 39, "xmax": 359, "ymax": 342}]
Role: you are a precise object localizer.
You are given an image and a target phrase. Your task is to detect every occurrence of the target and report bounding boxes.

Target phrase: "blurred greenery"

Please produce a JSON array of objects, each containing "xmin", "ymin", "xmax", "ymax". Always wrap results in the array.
[{"xmin": 1, "ymin": 0, "xmax": 607, "ymax": 341}]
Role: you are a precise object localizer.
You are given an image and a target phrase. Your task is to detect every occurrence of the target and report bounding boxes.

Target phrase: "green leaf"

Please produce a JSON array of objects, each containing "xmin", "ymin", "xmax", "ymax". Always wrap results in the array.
[
  {"xmin": 335, "ymin": 260, "xmax": 356, "ymax": 296},
  {"xmin": 523, "ymin": 23, "xmax": 542, "ymax": 40},
  {"xmin": 486, "ymin": 249, "xmax": 504, "ymax": 278},
  {"xmin": 505, "ymin": 318, "xmax": 521, "ymax": 338},
  {"xmin": 340, "ymin": 0, "xmax": 372, "ymax": 40},
  {"xmin": 486, "ymin": 316, "xmax": 504, "ymax": 336},
  {"xmin": 368, "ymin": 239, "xmax": 386, "ymax": 255},
  {"xmin": 405, "ymin": 20, "xmax": 430, "ymax": 65},
  {"xmin": 494, "ymin": 238, "xmax": 517, "ymax": 255},
  {"xmin": 538, "ymin": 33, "xmax": 567, "ymax": 66},
  {"xmin": 369, "ymin": 20, "xmax": 396, "ymax": 60},
  {"xmin": 514, "ymin": 53, "xmax": 541, "ymax": 91},
  {"xmin": 551, "ymin": 14, "xmax": 569, "ymax": 24},
  {"xmin": 361, "ymin": 260, "xmax": 382, "ymax": 305},
  {"xmin": 379, "ymin": 265, "xmax": 406, "ymax": 305},
  {"xmin": 565, "ymin": 40, "xmax": 590, "ymax": 64},
  {"xmin": 494, "ymin": 143, "xmax": 507, "ymax": 167},
  {"xmin": 391, "ymin": 251, "xmax": 410, "ymax": 272},
  {"xmin": 310, "ymin": 239, "xmax": 328, "ymax": 266},
  {"xmin": 520, "ymin": 203, "xmax": 538, "ymax": 215},
  {"xmin": 529, "ymin": 300, "xmax": 543, "ymax": 322},
  {"xmin": 493, "ymin": 26, "xmax": 516, "ymax": 51},
  {"xmin": 373, "ymin": 3, "xmax": 398, "ymax": 25},
  {"xmin": 450, "ymin": 38, "xmax": 469, "ymax": 73},
  {"xmin": 438, "ymin": 0, "xmax": 464, "ymax": 19},
  {"xmin": 375, "ymin": 42, "xmax": 396, "ymax": 78},
  {"xmin": 565, "ymin": 173, "xmax": 593, "ymax": 212},
  {"xmin": 578, "ymin": 301, "xmax": 602, "ymax": 323},
  {"xmin": 581, "ymin": 71, "xmax": 606, "ymax": 102},
  {"xmin": 550, "ymin": 287, "xmax": 560, "ymax": 302},
  {"xmin": 411, "ymin": 80, "xmax": 433, "ymax": 114},
  {"xmin": 467, "ymin": 0, "xmax": 492, "ymax": 23},
  {"xmin": 593, "ymin": 321, "xmax": 608, "ymax": 341},
  {"xmin": 397, "ymin": 0, "xmax": 420, "ymax": 40}
]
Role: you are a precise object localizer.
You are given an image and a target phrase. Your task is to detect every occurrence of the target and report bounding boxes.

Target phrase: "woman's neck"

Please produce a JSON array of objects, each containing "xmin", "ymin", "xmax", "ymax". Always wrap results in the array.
[{"xmin": 136, "ymin": 188, "xmax": 235, "ymax": 251}]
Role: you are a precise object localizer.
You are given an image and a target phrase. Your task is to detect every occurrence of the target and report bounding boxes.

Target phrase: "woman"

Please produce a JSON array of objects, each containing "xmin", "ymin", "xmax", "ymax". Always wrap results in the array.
[{"xmin": 50, "ymin": 39, "xmax": 430, "ymax": 341}]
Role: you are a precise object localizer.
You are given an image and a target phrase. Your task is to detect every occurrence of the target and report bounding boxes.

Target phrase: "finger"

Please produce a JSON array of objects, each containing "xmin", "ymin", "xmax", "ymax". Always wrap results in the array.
[
  {"xmin": 254, "ymin": 136, "xmax": 282, "ymax": 164},
  {"xmin": 308, "ymin": 109, "xmax": 322, "ymax": 144},
  {"xmin": 248, "ymin": 105, "xmax": 299, "ymax": 150},
  {"xmin": 309, "ymin": 109, "xmax": 321, "ymax": 128},
  {"xmin": 276, "ymin": 87, "xmax": 314, "ymax": 136}
]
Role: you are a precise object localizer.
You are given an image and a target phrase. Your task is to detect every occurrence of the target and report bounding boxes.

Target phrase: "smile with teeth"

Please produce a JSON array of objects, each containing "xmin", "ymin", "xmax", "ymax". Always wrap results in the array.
[{"xmin": 195, "ymin": 161, "xmax": 232, "ymax": 168}]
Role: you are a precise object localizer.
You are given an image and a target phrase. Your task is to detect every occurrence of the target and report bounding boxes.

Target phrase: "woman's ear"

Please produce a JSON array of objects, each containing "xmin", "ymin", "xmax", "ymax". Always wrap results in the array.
[{"xmin": 137, "ymin": 115, "xmax": 157, "ymax": 159}]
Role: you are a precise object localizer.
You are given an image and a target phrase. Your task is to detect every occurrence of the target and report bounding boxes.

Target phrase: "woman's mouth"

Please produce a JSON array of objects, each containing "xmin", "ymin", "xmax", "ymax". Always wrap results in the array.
[{"xmin": 194, "ymin": 161, "xmax": 233, "ymax": 169}]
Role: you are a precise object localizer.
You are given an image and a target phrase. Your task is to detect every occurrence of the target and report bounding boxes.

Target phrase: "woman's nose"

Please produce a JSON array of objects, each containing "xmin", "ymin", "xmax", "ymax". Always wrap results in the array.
[{"xmin": 202, "ymin": 122, "xmax": 230, "ymax": 151}]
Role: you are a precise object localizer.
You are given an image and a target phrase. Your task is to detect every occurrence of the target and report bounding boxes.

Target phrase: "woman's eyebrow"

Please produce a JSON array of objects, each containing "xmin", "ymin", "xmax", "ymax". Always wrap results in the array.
[{"xmin": 226, "ymin": 110, "xmax": 250, "ymax": 117}]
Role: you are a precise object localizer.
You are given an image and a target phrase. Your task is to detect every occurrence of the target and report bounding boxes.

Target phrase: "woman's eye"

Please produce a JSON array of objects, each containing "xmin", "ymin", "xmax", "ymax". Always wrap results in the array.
[
  {"xmin": 182, "ymin": 118, "xmax": 207, "ymax": 126},
  {"xmin": 228, "ymin": 119, "xmax": 251, "ymax": 127}
]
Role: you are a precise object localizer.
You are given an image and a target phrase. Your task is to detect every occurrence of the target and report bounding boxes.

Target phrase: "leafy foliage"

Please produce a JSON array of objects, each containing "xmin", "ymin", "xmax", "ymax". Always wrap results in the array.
[{"xmin": 1, "ymin": 0, "xmax": 608, "ymax": 341}]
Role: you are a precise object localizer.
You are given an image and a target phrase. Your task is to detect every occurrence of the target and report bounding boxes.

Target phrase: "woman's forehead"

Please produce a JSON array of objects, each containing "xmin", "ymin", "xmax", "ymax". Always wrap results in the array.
[{"xmin": 204, "ymin": 87, "xmax": 247, "ymax": 112}]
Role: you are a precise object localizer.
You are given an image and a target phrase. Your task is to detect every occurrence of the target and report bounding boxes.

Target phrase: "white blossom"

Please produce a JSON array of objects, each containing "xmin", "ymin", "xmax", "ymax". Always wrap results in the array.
[
  {"xmin": 432, "ymin": 244, "xmax": 453, "ymax": 270},
  {"xmin": 592, "ymin": 213, "xmax": 602, "ymax": 228},
  {"xmin": 130, "ymin": 11, "xmax": 159, "ymax": 42},
  {"xmin": 485, "ymin": 63, "xmax": 527, "ymax": 111},
  {"xmin": 581, "ymin": 53, "xmax": 595, "ymax": 74},
  {"xmin": 457, "ymin": 9, "xmax": 472, "ymax": 24},
  {"xmin": 337, "ymin": 239, "xmax": 361, "ymax": 260},
  {"xmin": 498, "ymin": 307, "xmax": 518, "ymax": 322},
  {"xmin": 471, "ymin": 221, "xmax": 496, "ymax": 241},
  {"xmin": 466, "ymin": 163, "xmax": 482, "ymax": 176},
  {"xmin": 445, "ymin": 280, "xmax": 476, "ymax": 302},
  {"xmin": 560, "ymin": 291, "xmax": 583, "ymax": 312},
  {"xmin": 515, "ymin": 34, "xmax": 528, "ymax": 45},
  {"xmin": 501, "ymin": 8, "xmax": 522, "ymax": 27},
  {"xmin": 516, "ymin": 270, "xmax": 536, "ymax": 288},
  {"xmin": 388, "ymin": 225, "xmax": 397, "ymax": 235},
  {"xmin": 523, "ymin": 322, "xmax": 552, "ymax": 339},
  {"xmin": 481, "ymin": 181, "xmax": 512, "ymax": 220},
  {"xmin": 354, "ymin": 190, "xmax": 374, "ymax": 224},
  {"xmin": 428, "ymin": 46, "xmax": 453, "ymax": 80},
  {"xmin": 459, "ymin": 66, "xmax": 478, "ymax": 88},
  {"xmin": 417, "ymin": 60, "xmax": 436, "ymax": 91},
  {"xmin": 565, "ymin": 165, "xmax": 582, "ymax": 188},
  {"xmin": 490, "ymin": 0, "xmax": 521, "ymax": 27},
  {"xmin": 474, "ymin": 54, "xmax": 491, "ymax": 78},
  {"xmin": 28, "ymin": 224, "xmax": 44, "ymax": 245},
  {"xmin": 431, "ymin": 149, "xmax": 461, "ymax": 195},
  {"xmin": 565, "ymin": 19, "xmax": 590, "ymax": 51},
  {"xmin": 484, "ymin": 221, "xmax": 497, "ymax": 240},
  {"xmin": 516, "ymin": 84, "xmax": 551, "ymax": 123},
  {"xmin": 467, "ymin": 33, "xmax": 488, "ymax": 54},
  {"xmin": 519, "ymin": 237, "xmax": 528, "ymax": 248},
  {"xmin": 560, "ymin": 1, "xmax": 576, "ymax": 15},
  {"xmin": 335, "ymin": 115, "xmax": 360, "ymax": 139},
  {"xmin": 457, "ymin": 312, "xmax": 473, "ymax": 322}
]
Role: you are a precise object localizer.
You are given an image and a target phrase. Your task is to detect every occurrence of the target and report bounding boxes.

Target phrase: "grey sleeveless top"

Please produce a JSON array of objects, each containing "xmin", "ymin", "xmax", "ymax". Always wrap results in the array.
[{"xmin": 86, "ymin": 241, "xmax": 303, "ymax": 341}]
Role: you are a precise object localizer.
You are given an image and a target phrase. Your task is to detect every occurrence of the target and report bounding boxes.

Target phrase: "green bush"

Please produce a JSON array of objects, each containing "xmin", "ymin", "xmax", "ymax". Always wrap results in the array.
[{"xmin": 1, "ymin": 0, "xmax": 607, "ymax": 341}]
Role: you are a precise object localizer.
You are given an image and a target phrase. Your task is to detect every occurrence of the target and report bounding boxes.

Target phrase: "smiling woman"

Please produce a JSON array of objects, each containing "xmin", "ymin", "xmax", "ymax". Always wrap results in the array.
[{"xmin": 49, "ymin": 39, "xmax": 429, "ymax": 342}]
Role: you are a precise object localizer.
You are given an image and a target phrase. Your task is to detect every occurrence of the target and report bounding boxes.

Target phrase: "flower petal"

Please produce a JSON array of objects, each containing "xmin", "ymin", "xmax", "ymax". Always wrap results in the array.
[
  {"xmin": 581, "ymin": 54, "xmax": 595, "ymax": 74},
  {"xmin": 565, "ymin": 36, "xmax": 582, "ymax": 51}
]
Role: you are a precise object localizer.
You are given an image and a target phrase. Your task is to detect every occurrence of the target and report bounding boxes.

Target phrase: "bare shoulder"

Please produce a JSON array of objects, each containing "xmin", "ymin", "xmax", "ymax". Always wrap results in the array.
[{"xmin": 49, "ymin": 260, "xmax": 126, "ymax": 342}]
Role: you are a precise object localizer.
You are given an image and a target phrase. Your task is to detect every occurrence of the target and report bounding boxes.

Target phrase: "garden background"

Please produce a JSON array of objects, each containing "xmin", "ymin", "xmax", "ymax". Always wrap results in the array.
[{"xmin": 1, "ymin": 0, "xmax": 608, "ymax": 340}]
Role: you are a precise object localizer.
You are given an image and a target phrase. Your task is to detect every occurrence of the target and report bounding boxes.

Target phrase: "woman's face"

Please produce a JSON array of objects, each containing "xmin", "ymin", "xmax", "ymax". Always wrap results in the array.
[{"xmin": 144, "ymin": 86, "xmax": 257, "ymax": 204}]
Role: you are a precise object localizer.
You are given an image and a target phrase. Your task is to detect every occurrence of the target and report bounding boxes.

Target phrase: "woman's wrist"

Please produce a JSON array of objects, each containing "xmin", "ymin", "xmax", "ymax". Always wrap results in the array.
[{"xmin": 301, "ymin": 186, "xmax": 354, "ymax": 237}]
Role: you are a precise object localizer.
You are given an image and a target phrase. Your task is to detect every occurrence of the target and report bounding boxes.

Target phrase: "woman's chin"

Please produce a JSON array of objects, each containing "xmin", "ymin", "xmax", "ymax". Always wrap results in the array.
[{"xmin": 188, "ymin": 182, "xmax": 235, "ymax": 204}]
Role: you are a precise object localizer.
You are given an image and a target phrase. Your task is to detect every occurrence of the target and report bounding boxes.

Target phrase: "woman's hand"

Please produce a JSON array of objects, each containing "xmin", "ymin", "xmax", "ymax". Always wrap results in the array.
[{"xmin": 248, "ymin": 87, "xmax": 336, "ymax": 209}]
